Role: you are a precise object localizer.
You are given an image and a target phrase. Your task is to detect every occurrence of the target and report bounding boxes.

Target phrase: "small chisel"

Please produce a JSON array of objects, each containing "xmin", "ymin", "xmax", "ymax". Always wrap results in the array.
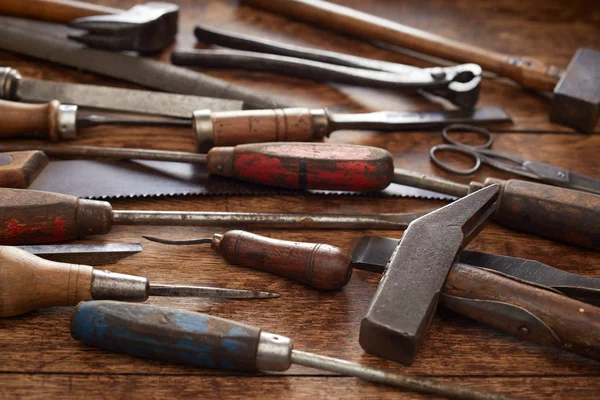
[
  {"xmin": 0, "ymin": 188, "xmax": 417, "ymax": 245},
  {"xmin": 71, "ymin": 301, "xmax": 513, "ymax": 400},
  {"xmin": 0, "ymin": 246, "xmax": 278, "ymax": 318},
  {"xmin": 16, "ymin": 242, "xmax": 142, "ymax": 265}
]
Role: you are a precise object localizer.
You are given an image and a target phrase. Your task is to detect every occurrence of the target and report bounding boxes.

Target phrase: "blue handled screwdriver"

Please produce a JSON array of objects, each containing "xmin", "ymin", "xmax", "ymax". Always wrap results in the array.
[{"xmin": 71, "ymin": 301, "xmax": 513, "ymax": 400}]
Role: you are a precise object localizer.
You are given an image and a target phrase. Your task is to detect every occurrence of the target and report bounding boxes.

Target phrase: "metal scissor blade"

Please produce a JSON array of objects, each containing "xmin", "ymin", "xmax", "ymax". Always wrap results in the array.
[
  {"xmin": 566, "ymin": 171, "xmax": 600, "ymax": 195},
  {"xmin": 523, "ymin": 161, "xmax": 600, "ymax": 195}
]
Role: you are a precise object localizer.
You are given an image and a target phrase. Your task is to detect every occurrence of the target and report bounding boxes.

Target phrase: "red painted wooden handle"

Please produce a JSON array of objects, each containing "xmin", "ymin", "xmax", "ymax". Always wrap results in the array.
[{"xmin": 206, "ymin": 142, "xmax": 394, "ymax": 191}]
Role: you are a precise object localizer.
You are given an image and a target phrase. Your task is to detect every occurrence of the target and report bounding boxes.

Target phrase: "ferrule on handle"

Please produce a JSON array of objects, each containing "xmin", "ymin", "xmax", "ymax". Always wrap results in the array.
[
  {"xmin": 70, "ymin": 301, "xmax": 294, "ymax": 371},
  {"xmin": 205, "ymin": 142, "xmax": 394, "ymax": 191}
]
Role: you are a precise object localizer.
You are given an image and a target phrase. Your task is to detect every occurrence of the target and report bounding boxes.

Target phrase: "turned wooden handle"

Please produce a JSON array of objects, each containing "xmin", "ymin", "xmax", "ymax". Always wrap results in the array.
[
  {"xmin": 0, "ymin": 0, "xmax": 120, "ymax": 25},
  {"xmin": 483, "ymin": 178, "xmax": 600, "ymax": 251},
  {"xmin": 0, "ymin": 246, "xmax": 93, "ymax": 317},
  {"xmin": 442, "ymin": 263, "xmax": 600, "ymax": 361},
  {"xmin": 0, "ymin": 151, "xmax": 48, "ymax": 188},
  {"xmin": 195, "ymin": 108, "xmax": 328, "ymax": 149},
  {"xmin": 241, "ymin": 0, "xmax": 558, "ymax": 91},
  {"xmin": 0, "ymin": 99, "xmax": 61, "ymax": 140},
  {"xmin": 213, "ymin": 230, "xmax": 352, "ymax": 290}
]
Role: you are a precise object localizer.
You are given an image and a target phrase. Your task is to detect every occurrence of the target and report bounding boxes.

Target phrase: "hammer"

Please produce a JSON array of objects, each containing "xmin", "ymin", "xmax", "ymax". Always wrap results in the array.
[
  {"xmin": 0, "ymin": 0, "xmax": 178, "ymax": 53},
  {"xmin": 241, "ymin": 0, "xmax": 600, "ymax": 133}
]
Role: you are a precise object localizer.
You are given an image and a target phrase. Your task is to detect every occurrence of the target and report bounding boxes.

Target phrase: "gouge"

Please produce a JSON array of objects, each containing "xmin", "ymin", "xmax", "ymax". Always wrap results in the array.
[
  {"xmin": 0, "ymin": 188, "xmax": 417, "ymax": 245},
  {"xmin": 71, "ymin": 301, "xmax": 513, "ymax": 400},
  {"xmin": 0, "ymin": 246, "xmax": 278, "ymax": 318}
]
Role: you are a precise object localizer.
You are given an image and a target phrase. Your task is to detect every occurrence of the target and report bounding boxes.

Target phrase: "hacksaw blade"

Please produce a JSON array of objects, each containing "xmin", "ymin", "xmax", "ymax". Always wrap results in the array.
[{"xmin": 27, "ymin": 159, "xmax": 453, "ymax": 200}]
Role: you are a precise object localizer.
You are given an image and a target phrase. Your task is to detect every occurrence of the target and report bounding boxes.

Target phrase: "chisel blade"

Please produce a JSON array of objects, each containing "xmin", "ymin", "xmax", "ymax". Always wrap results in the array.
[{"xmin": 16, "ymin": 243, "xmax": 142, "ymax": 265}]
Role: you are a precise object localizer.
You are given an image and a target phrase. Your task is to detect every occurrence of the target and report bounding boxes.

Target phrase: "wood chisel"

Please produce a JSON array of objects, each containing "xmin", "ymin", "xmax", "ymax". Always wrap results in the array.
[
  {"xmin": 16, "ymin": 242, "xmax": 142, "ymax": 265},
  {"xmin": 0, "ymin": 188, "xmax": 417, "ymax": 245},
  {"xmin": 0, "ymin": 246, "xmax": 278, "ymax": 318},
  {"xmin": 70, "ymin": 301, "xmax": 513, "ymax": 400}
]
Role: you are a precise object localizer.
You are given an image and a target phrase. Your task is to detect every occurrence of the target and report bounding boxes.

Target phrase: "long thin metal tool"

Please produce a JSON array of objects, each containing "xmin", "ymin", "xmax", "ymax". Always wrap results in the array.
[
  {"xmin": 71, "ymin": 301, "xmax": 514, "ymax": 400},
  {"xmin": 16, "ymin": 243, "xmax": 142, "ymax": 265}
]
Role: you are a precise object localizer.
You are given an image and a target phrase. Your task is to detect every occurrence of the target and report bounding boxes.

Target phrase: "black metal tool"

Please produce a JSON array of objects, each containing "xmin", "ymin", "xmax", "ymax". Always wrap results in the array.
[{"xmin": 171, "ymin": 25, "xmax": 482, "ymax": 109}]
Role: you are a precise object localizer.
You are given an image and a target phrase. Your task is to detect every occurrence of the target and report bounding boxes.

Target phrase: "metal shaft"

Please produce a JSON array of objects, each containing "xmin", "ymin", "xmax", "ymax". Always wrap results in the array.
[
  {"xmin": 76, "ymin": 115, "xmax": 192, "ymax": 129},
  {"xmin": 290, "ymin": 350, "xmax": 513, "ymax": 400},
  {"xmin": 112, "ymin": 211, "xmax": 418, "ymax": 229},
  {"xmin": 393, "ymin": 168, "xmax": 470, "ymax": 198},
  {"xmin": 148, "ymin": 284, "xmax": 278, "ymax": 299}
]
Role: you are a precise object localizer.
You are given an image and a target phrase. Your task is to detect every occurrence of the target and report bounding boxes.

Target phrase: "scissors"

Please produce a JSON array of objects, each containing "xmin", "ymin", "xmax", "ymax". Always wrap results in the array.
[{"xmin": 430, "ymin": 124, "xmax": 600, "ymax": 195}]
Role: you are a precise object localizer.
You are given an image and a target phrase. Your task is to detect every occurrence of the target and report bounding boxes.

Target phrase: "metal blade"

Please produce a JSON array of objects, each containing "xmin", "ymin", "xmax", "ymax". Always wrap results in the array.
[
  {"xmin": 567, "ymin": 171, "xmax": 600, "ymax": 195},
  {"xmin": 329, "ymin": 107, "xmax": 511, "ymax": 131},
  {"xmin": 148, "ymin": 284, "xmax": 279, "ymax": 299},
  {"xmin": 350, "ymin": 236, "xmax": 600, "ymax": 304},
  {"xmin": 16, "ymin": 243, "xmax": 142, "ymax": 265},
  {"xmin": 16, "ymin": 78, "xmax": 243, "ymax": 118}
]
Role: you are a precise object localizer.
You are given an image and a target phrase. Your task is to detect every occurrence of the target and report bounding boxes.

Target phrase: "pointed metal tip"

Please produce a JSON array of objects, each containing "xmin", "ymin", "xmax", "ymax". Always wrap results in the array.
[
  {"xmin": 143, "ymin": 236, "xmax": 213, "ymax": 245},
  {"xmin": 148, "ymin": 284, "xmax": 279, "ymax": 300},
  {"xmin": 254, "ymin": 291, "xmax": 281, "ymax": 299}
]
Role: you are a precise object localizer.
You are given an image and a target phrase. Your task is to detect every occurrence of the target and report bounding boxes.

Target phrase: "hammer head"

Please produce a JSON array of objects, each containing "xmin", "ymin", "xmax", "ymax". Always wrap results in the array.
[
  {"xmin": 68, "ymin": 2, "xmax": 179, "ymax": 54},
  {"xmin": 550, "ymin": 48, "xmax": 600, "ymax": 133},
  {"xmin": 359, "ymin": 184, "xmax": 499, "ymax": 364}
]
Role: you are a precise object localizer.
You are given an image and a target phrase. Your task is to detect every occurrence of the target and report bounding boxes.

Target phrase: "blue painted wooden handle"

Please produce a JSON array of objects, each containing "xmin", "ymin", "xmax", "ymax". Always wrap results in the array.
[{"xmin": 70, "ymin": 301, "xmax": 262, "ymax": 371}]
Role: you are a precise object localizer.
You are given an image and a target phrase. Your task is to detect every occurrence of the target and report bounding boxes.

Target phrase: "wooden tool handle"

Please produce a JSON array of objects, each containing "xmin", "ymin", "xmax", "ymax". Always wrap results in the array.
[
  {"xmin": 0, "ymin": 246, "xmax": 93, "ymax": 317},
  {"xmin": 443, "ymin": 263, "xmax": 600, "ymax": 361},
  {"xmin": 0, "ymin": 99, "xmax": 61, "ymax": 140},
  {"xmin": 241, "ymin": 0, "xmax": 558, "ymax": 91},
  {"xmin": 196, "ymin": 108, "xmax": 328, "ymax": 148},
  {"xmin": 0, "ymin": 0, "xmax": 120, "ymax": 25},
  {"xmin": 0, "ymin": 151, "xmax": 48, "ymax": 188},
  {"xmin": 205, "ymin": 142, "xmax": 394, "ymax": 191},
  {"xmin": 483, "ymin": 178, "xmax": 600, "ymax": 251},
  {"xmin": 213, "ymin": 230, "xmax": 351, "ymax": 290},
  {"xmin": 0, "ymin": 188, "xmax": 113, "ymax": 245}
]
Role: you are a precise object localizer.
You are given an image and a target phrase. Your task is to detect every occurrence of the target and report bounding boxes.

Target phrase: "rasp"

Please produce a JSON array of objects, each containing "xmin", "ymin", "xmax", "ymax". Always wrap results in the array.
[
  {"xmin": 0, "ymin": 67, "xmax": 244, "ymax": 118},
  {"xmin": 16, "ymin": 243, "xmax": 142, "ymax": 265},
  {"xmin": 0, "ymin": 19, "xmax": 286, "ymax": 110}
]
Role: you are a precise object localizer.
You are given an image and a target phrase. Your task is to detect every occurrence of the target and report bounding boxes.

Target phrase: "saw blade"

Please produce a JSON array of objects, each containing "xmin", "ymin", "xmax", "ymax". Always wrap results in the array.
[{"xmin": 26, "ymin": 159, "xmax": 453, "ymax": 200}]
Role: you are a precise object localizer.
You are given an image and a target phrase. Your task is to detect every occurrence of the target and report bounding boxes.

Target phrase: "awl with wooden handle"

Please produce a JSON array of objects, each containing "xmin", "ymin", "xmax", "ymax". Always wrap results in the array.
[
  {"xmin": 71, "ymin": 301, "xmax": 513, "ymax": 400},
  {"xmin": 0, "ymin": 246, "xmax": 278, "ymax": 318},
  {"xmin": 145, "ymin": 230, "xmax": 600, "ymax": 361}
]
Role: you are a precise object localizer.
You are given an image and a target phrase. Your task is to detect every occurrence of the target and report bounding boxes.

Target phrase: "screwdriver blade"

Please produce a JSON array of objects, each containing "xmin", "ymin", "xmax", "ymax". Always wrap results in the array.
[{"xmin": 148, "ymin": 284, "xmax": 279, "ymax": 299}]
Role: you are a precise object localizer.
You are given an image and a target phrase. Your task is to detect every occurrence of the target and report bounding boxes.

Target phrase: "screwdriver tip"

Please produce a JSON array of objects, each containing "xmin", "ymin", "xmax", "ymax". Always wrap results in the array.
[{"xmin": 143, "ymin": 236, "xmax": 213, "ymax": 245}]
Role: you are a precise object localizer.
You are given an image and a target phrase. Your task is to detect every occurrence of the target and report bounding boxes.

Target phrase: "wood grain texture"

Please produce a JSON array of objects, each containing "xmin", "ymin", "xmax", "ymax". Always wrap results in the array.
[
  {"xmin": 0, "ymin": 151, "xmax": 48, "ymax": 188},
  {"xmin": 0, "ymin": 100, "xmax": 60, "ymax": 140},
  {"xmin": 0, "ymin": 0, "xmax": 599, "ymax": 399},
  {"xmin": 0, "ymin": 0, "xmax": 120, "ymax": 25}
]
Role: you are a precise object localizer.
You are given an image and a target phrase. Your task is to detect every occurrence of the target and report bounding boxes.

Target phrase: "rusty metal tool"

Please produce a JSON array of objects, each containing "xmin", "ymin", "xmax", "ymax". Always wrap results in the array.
[
  {"xmin": 16, "ymin": 242, "xmax": 142, "ymax": 266},
  {"xmin": 71, "ymin": 301, "xmax": 514, "ymax": 400},
  {"xmin": 242, "ymin": 0, "xmax": 600, "ymax": 133},
  {"xmin": 0, "ymin": 188, "xmax": 418, "ymax": 245},
  {"xmin": 144, "ymin": 231, "xmax": 600, "ymax": 361},
  {"xmin": 0, "ymin": 246, "xmax": 278, "ymax": 317},
  {"xmin": 173, "ymin": 25, "xmax": 482, "ymax": 110},
  {"xmin": 0, "ymin": 1, "xmax": 179, "ymax": 54},
  {"xmin": 429, "ymin": 124, "xmax": 600, "ymax": 195},
  {"xmin": 0, "ymin": 67, "xmax": 244, "ymax": 119},
  {"xmin": 0, "ymin": 23, "xmax": 286, "ymax": 110}
]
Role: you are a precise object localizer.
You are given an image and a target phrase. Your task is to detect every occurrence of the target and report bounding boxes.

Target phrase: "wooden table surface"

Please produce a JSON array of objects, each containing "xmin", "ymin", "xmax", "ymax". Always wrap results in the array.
[{"xmin": 1, "ymin": 0, "xmax": 599, "ymax": 399}]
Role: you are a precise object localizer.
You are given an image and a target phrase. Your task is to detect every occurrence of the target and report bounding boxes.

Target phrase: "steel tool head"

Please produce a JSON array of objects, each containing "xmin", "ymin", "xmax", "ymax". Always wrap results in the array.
[
  {"xmin": 428, "ymin": 63, "xmax": 482, "ymax": 110},
  {"xmin": 359, "ymin": 184, "xmax": 499, "ymax": 365},
  {"xmin": 68, "ymin": 2, "xmax": 179, "ymax": 54},
  {"xmin": 550, "ymin": 48, "xmax": 600, "ymax": 133}
]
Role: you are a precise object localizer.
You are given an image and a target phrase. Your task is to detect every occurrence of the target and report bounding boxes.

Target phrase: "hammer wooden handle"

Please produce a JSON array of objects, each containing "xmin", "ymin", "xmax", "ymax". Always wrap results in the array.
[
  {"xmin": 443, "ymin": 263, "xmax": 600, "ymax": 362},
  {"xmin": 0, "ymin": 0, "xmax": 120, "ymax": 25},
  {"xmin": 482, "ymin": 178, "xmax": 600, "ymax": 251},
  {"xmin": 0, "ymin": 151, "xmax": 48, "ymax": 188},
  {"xmin": 212, "ymin": 230, "xmax": 351, "ymax": 290},
  {"xmin": 242, "ymin": 0, "xmax": 559, "ymax": 91},
  {"xmin": 0, "ymin": 100, "xmax": 62, "ymax": 140},
  {"xmin": 0, "ymin": 246, "xmax": 93, "ymax": 317}
]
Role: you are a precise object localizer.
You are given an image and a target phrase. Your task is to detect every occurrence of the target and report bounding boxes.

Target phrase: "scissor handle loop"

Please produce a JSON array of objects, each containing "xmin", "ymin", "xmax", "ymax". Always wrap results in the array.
[
  {"xmin": 442, "ymin": 124, "xmax": 494, "ymax": 149},
  {"xmin": 430, "ymin": 144, "xmax": 481, "ymax": 176}
]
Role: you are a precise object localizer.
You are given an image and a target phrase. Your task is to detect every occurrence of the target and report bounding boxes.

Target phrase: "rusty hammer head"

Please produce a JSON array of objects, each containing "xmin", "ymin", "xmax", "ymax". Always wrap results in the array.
[
  {"xmin": 550, "ymin": 48, "xmax": 600, "ymax": 133},
  {"xmin": 68, "ymin": 2, "xmax": 179, "ymax": 54},
  {"xmin": 359, "ymin": 184, "xmax": 500, "ymax": 365}
]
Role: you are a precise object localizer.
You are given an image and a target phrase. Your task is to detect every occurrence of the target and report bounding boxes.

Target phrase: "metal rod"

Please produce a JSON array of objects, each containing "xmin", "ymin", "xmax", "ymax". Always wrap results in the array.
[
  {"xmin": 291, "ymin": 350, "xmax": 513, "ymax": 400},
  {"xmin": 112, "ymin": 211, "xmax": 419, "ymax": 229},
  {"xmin": 77, "ymin": 115, "xmax": 192, "ymax": 129},
  {"xmin": 143, "ymin": 236, "xmax": 213, "ymax": 245},
  {"xmin": 148, "ymin": 284, "xmax": 279, "ymax": 299},
  {"xmin": 393, "ymin": 168, "xmax": 470, "ymax": 198},
  {"xmin": 0, "ymin": 145, "xmax": 207, "ymax": 164}
]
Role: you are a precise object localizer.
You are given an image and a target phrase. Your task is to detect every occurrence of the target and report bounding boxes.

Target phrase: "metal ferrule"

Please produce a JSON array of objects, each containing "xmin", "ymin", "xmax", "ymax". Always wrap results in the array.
[
  {"xmin": 310, "ymin": 108, "xmax": 330, "ymax": 138},
  {"xmin": 255, "ymin": 331, "xmax": 293, "ymax": 371},
  {"xmin": 90, "ymin": 269, "xmax": 149, "ymax": 302},
  {"xmin": 0, "ymin": 67, "xmax": 21, "ymax": 99},
  {"xmin": 192, "ymin": 109, "xmax": 215, "ymax": 151},
  {"xmin": 57, "ymin": 104, "xmax": 78, "ymax": 140}
]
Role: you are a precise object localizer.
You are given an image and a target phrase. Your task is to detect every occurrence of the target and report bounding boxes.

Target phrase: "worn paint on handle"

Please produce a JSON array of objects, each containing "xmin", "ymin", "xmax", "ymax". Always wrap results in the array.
[{"xmin": 71, "ymin": 301, "xmax": 262, "ymax": 371}]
